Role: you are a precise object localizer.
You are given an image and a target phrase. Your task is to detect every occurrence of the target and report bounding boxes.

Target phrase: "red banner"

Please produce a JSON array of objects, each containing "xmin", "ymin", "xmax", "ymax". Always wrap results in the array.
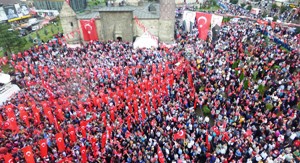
[
  {"xmin": 22, "ymin": 146, "xmax": 35, "ymax": 163},
  {"xmin": 101, "ymin": 132, "xmax": 106, "ymax": 149},
  {"xmin": 80, "ymin": 19, "xmax": 98, "ymax": 41},
  {"xmin": 80, "ymin": 121, "xmax": 87, "ymax": 138},
  {"xmin": 55, "ymin": 133, "xmax": 65, "ymax": 152},
  {"xmin": 39, "ymin": 139, "xmax": 48, "ymax": 158},
  {"xmin": 68, "ymin": 125, "xmax": 77, "ymax": 142},
  {"xmin": 173, "ymin": 130, "xmax": 186, "ymax": 140},
  {"xmin": 3, "ymin": 154, "xmax": 13, "ymax": 163},
  {"xmin": 80, "ymin": 146, "xmax": 88, "ymax": 163},
  {"xmin": 157, "ymin": 146, "xmax": 165, "ymax": 163},
  {"xmin": 196, "ymin": 12, "xmax": 212, "ymax": 40}
]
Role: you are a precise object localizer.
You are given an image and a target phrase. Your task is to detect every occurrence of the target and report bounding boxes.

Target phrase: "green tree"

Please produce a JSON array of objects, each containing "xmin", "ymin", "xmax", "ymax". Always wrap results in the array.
[
  {"xmin": 271, "ymin": 3, "xmax": 278, "ymax": 9},
  {"xmin": 230, "ymin": 0, "xmax": 238, "ymax": 4},
  {"xmin": 280, "ymin": 5, "xmax": 287, "ymax": 14},
  {"xmin": 241, "ymin": 3, "xmax": 246, "ymax": 8},
  {"xmin": 0, "ymin": 22, "xmax": 26, "ymax": 54},
  {"xmin": 246, "ymin": 5, "xmax": 252, "ymax": 11},
  {"xmin": 273, "ymin": 15, "xmax": 278, "ymax": 22},
  {"xmin": 262, "ymin": 11, "xmax": 267, "ymax": 18}
]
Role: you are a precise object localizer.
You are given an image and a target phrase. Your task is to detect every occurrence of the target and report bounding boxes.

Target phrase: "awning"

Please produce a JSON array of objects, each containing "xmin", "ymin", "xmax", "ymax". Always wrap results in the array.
[
  {"xmin": 8, "ymin": 15, "xmax": 31, "ymax": 22},
  {"xmin": 133, "ymin": 32, "xmax": 158, "ymax": 49}
]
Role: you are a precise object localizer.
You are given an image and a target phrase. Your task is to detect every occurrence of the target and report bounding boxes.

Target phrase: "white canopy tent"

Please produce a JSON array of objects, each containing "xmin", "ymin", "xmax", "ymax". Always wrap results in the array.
[
  {"xmin": 0, "ymin": 73, "xmax": 11, "ymax": 84},
  {"xmin": 0, "ymin": 73, "xmax": 20, "ymax": 106},
  {"xmin": 133, "ymin": 32, "xmax": 158, "ymax": 49}
]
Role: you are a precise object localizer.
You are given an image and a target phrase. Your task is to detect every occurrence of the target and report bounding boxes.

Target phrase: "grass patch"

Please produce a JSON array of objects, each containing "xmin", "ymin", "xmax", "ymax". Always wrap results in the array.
[
  {"xmin": 198, "ymin": 6, "xmax": 220, "ymax": 12},
  {"xmin": 1, "ymin": 64, "xmax": 13, "ymax": 73}
]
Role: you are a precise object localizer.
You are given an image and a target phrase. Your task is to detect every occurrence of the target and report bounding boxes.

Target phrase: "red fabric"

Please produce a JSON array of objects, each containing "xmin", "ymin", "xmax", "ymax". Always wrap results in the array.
[
  {"xmin": 55, "ymin": 133, "xmax": 65, "ymax": 152},
  {"xmin": 101, "ymin": 133, "xmax": 106, "ymax": 149},
  {"xmin": 44, "ymin": 107, "xmax": 54, "ymax": 124},
  {"xmin": 157, "ymin": 146, "xmax": 164, "ymax": 163},
  {"xmin": 3, "ymin": 153, "xmax": 13, "ymax": 163},
  {"xmin": 80, "ymin": 19, "xmax": 99, "ymax": 41},
  {"xmin": 196, "ymin": 12, "xmax": 212, "ymax": 40},
  {"xmin": 22, "ymin": 146, "xmax": 35, "ymax": 163},
  {"xmin": 68, "ymin": 125, "xmax": 77, "ymax": 142},
  {"xmin": 173, "ymin": 130, "xmax": 186, "ymax": 140},
  {"xmin": 39, "ymin": 139, "xmax": 48, "ymax": 158},
  {"xmin": 127, "ymin": 116, "xmax": 131, "ymax": 130},
  {"xmin": 80, "ymin": 121, "xmax": 87, "ymax": 138},
  {"xmin": 206, "ymin": 131, "xmax": 211, "ymax": 151},
  {"xmin": 80, "ymin": 146, "xmax": 87, "ymax": 163}
]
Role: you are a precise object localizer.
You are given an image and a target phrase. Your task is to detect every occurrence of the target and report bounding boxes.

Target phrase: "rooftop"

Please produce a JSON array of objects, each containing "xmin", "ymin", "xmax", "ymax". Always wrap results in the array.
[{"xmin": 90, "ymin": 2, "xmax": 160, "ymax": 19}]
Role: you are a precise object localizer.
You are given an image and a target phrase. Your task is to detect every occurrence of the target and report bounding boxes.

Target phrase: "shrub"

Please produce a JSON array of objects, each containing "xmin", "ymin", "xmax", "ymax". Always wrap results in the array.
[
  {"xmin": 266, "ymin": 103, "xmax": 273, "ymax": 110},
  {"xmin": 241, "ymin": 3, "xmax": 246, "ymax": 8},
  {"xmin": 230, "ymin": 0, "xmax": 238, "ymax": 4},
  {"xmin": 246, "ymin": 5, "xmax": 252, "ymax": 11},
  {"xmin": 243, "ymin": 79, "xmax": 249, "ymax": 90},
  {"xmin": 273, "ymin": 16, "xmax": 278, "ymax": 22},
  {"xmin": 258, "ymin": 84, "xmax": 266, "ymax": 96},
  {"xmin": 203, "ymin": 105, "xmax": 211, "ymax": 116}
]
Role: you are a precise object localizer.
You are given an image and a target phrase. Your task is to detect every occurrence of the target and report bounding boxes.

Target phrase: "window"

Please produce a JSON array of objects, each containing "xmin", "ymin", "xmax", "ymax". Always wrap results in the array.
[{"xmin": 70, "ymin": 22, "xmax": 73, "ymax": 27}]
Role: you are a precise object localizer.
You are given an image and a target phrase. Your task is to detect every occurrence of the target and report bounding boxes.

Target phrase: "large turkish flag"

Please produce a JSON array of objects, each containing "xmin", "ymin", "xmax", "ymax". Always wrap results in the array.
[
  {"xmin": 39, "ymin": 139, "xmax": 48, "ymax": 158},
  {"xmin": 196, "ymin": 12, "xmax": 212, "ymax": 40},
  {"xmin": 3, "ymin": 153, "xmax": 14, "ymax": 163},
  {"xmin": 68, "ymin": 125, "xmax": 77, "ymax": 142},
  {"xmin": 80, "ymin": 146, "xmax": 88, "ymax": 163},
  {"xmin": 55, "ymin": 133, "xmax": 65, "ymax": 152},
  {"xmin": 80, "ymin": 19, "xmax": 99, "ymax": 41},
  {"xmin": 22, "ymin": 146, "xmax": 35, "ymax": 163}
]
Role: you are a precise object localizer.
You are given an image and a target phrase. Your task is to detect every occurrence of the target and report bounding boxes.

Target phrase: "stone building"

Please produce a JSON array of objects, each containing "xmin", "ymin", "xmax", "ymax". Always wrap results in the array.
[{"xmin": 60, "ymin": 0, "xmax": 175, "ymax": 44}]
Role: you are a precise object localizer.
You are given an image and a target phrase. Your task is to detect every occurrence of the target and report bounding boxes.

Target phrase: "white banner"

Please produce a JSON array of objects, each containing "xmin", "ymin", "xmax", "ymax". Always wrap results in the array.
[
  {"xmin": 211, "ymin": 14, "xmax": 223, "ymax": 29},
  {"xmin": 182, "ymin": 11, "xmax": 196, "ymax": 32}
]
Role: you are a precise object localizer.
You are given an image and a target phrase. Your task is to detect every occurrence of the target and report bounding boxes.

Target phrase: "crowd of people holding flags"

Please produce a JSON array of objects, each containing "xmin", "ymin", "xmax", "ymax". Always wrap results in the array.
[{"xmin": 0, "ymin": 0, "xmax": 300, "ymax": 163}]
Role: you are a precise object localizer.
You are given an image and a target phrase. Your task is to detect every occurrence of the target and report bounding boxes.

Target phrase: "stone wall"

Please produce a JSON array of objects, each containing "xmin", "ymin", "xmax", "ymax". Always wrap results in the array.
[
  {"xmin": 158, "ymin": 20, "xmax": 175, "ymax": 43},
  {"xmin": 61, "ymin": 16, "xmax": 81, "ymax": 44},
  {"xmin": 133, "ymin": 19, "xmax": 159, "ymax": 38},
  {"xmin": 100, "ymin": 11, "xmax": 134, "ymax": 42}
]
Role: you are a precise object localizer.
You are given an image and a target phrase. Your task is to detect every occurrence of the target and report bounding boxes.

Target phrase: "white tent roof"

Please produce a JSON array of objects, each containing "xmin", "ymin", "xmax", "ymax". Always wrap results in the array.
[
  {"xmin": 0, "ymin": 73, "xmax": 11, "ymax": 84},
  {"xmin": 133, "ymin": 32, "xmax": 158, "ymax": 49}
]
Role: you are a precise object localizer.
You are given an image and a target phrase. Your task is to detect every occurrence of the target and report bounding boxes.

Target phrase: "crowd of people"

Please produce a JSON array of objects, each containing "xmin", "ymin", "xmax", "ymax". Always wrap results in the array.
[{"xmin": 0, "ymin": 1, "xmax": 300, "ymax": 163}]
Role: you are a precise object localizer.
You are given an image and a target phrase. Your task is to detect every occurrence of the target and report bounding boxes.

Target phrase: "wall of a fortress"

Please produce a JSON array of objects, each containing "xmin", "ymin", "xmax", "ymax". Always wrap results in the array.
[
  {"xmin": 61, "ymin": 16, "xmax": 81, "ymax": 44},
  {"xmin": 133, "ymin": 19, "xmax": 159, "ymax": 39},
  {"xmin": 100, "ymin": 11, "xmax": 134, "ymax": 42}
]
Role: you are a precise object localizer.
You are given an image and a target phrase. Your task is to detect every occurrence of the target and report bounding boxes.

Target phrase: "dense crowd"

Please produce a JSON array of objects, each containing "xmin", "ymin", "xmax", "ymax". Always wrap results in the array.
[{"xmin": 0, "ymin": 2, "xmax": 300, "ymax": 163}]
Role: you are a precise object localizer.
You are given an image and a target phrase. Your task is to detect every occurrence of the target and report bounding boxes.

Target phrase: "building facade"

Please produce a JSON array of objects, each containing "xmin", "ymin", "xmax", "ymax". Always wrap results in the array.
[
  {"xmin": 33, "ymin": 0, "xmax": 87, "ymax": 12},
  {"xmin": 60, "ymin": 0, "xmax": 176, "ymax": 44}
]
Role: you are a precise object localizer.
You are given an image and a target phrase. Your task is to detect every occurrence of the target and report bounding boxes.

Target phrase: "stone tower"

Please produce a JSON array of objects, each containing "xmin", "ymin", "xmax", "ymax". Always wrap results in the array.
[
  {"xmin": 60, "ymin": 1, "xmax": 80, "ymax": 44},
  {"xmin": 159, "ymin": 0, "xmax": 175, "ymax": 43}
]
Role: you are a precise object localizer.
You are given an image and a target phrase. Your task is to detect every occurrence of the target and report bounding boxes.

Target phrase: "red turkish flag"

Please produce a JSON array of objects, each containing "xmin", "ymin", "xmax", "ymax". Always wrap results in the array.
[
  {"xmin": 31, "ymin": 106, "xmax": 41, "ymax": 125},
  {"xmin": 44, "ymin": 107, "xmax": 54, "ymax": 124},
  {"xmin": 7, "ymin": 115, "xmax": 19, "ymax": 131},
  {"xmin": 68, "ymin": 125, "xmax": 77, "ymax": 142},
  {"xmin": 80, "ymin": 146, "xmax": 88, "ymax": 163},
  {"xmin": 206, "ymin": 131, "xmax": 211, "ymax": 151},
  {"xmin": 157, "ymin": 146, "xmax": 165, "ymax": 163},
  {"xmin": 80, "ymin": 121, "xmax": 87, "ymax": 138},
  {"xmin": 56, "ymin": 107, "xmax": 64, "ymax": 121},
  {"xmin": 22, "ymin": 146, "xmax": 35, "ymax": 163},
  {"xmin": 101, "ymin": 132, "xmax": 106, "ymax": 149},
  {"xmin": 173, "ymin": 130, "xmax": 186, "ymax": 140},
  {"xmin": 110, "ymin": 109, "xmax": 115, "ymax": 122},
  {"xmin": 55, "ymin": 133, "xmax": 65, "ymax": 152},
  {"xmin": 196, "ymin": 12, "xmax": 212, "ymax": 40},
  {"xmin": 3, "ymin": 153, "xmax": 14, "ymax": 163},
  {"xmin": 80, "ymin": 19, "xmax": 98, "ymax": 41},
  {"xmin": 39, "ymin": 139, "xmax": 48, "ymax": 158},
  {"xmin": 127, "ymin": 116, "xmax": 131, "ymax": 130}
]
